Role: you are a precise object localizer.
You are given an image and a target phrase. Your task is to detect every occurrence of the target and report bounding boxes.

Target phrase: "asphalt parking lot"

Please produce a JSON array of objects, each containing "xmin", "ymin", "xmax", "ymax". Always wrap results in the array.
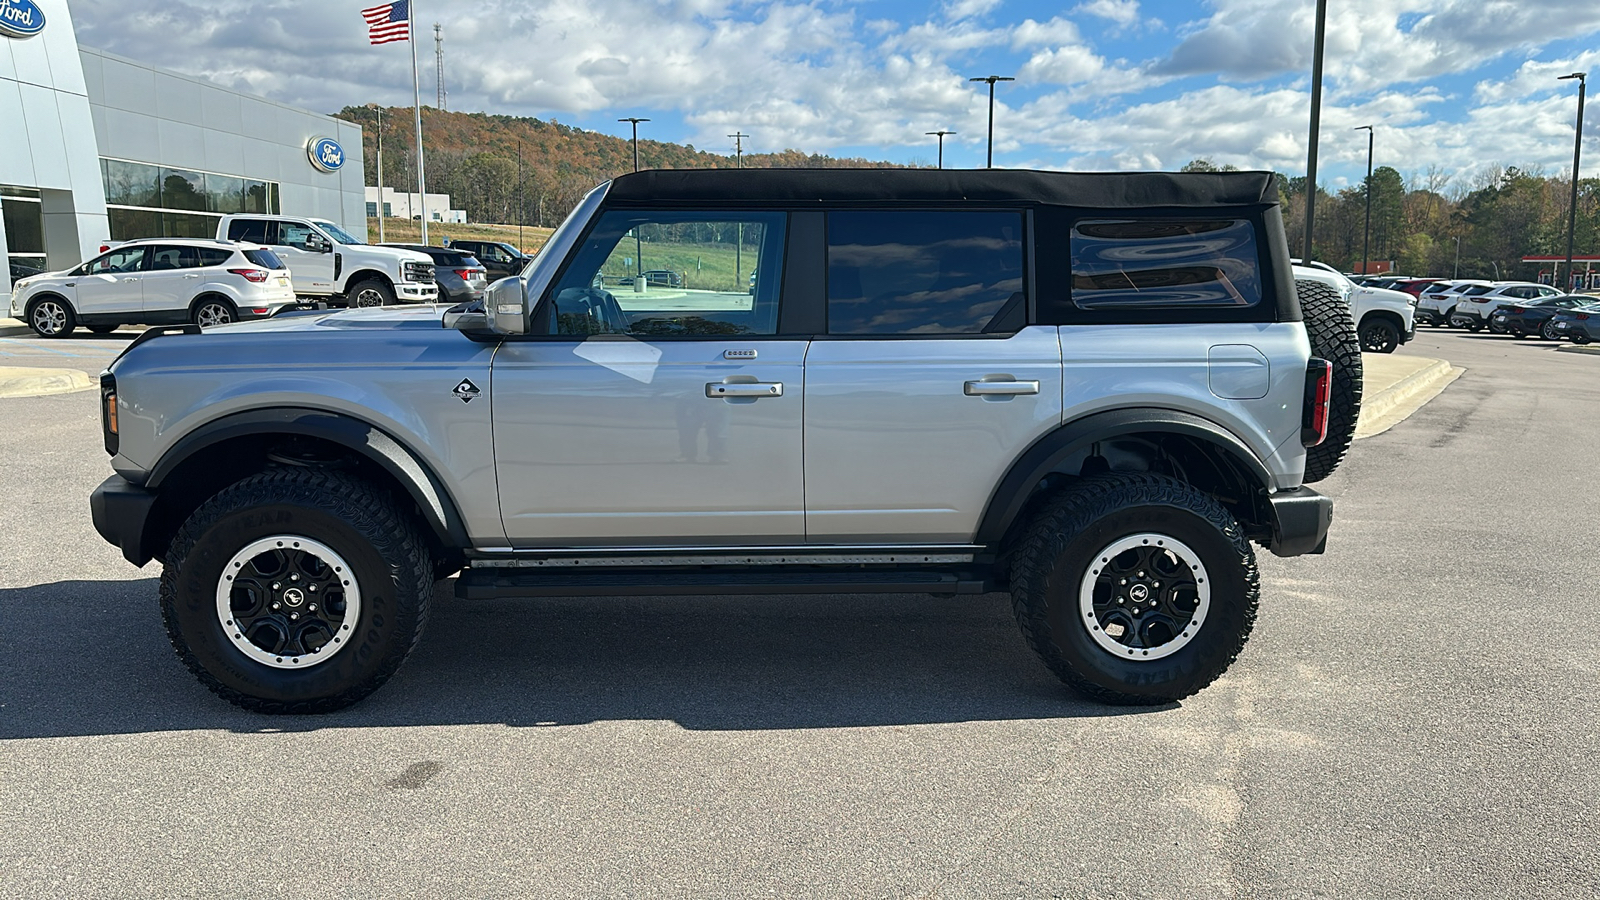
[{"xmin": 1, "ymin": 329, "xmax": 1597, "ymax": 898}]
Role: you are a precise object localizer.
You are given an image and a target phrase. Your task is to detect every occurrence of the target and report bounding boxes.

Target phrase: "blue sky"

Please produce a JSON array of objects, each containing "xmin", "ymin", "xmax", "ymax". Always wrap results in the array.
[{"xmin": 71, "ymin": 0, "xmax": 1600, "ymax": 192}]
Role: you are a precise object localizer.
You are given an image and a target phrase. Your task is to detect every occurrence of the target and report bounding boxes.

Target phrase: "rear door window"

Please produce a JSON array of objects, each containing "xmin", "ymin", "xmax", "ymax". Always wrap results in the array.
[{"xmin": 825, "ymin": 210, "xmax": 1025, "ymax": 335}]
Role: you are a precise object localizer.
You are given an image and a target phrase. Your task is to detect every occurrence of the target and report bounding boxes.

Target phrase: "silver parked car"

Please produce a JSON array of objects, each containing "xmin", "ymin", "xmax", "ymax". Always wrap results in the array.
[{"xmin": 89, "ymin": 169, "xmax": 1352, "ymax": 713}]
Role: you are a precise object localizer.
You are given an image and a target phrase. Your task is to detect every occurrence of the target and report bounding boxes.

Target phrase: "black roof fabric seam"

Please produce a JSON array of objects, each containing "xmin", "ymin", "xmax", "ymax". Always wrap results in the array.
[{"xmin": 603, "ymin": 168, "xmax": 1279, "ymax": 208}]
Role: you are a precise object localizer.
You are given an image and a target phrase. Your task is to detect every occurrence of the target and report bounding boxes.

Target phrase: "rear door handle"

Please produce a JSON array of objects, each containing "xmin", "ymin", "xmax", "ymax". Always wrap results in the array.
[
  {"xmin": 964, "ymin": 380, "xmax": 1039, "ymax": 396},
  {"xmin": 706, "ymin": 382, "xmax": 783, "ymax": 398},
  {"xmin": 183, "ymin": 273, "xmax": 201, "ymax": 278}
]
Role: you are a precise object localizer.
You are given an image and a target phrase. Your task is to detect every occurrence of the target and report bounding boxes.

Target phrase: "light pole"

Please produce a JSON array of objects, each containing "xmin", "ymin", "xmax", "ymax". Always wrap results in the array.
[
  {"xmin": 1302, "ymin": 0, "xmax": 1329, "ymax": 260},
  {"xmin": 370, "ymin": 104, "xmax": 384, "ymax": 242},
  {"xmin": 618, "ymin": 117, "xmax": 650, "ymax": 172},
  {"xmin": 1453, "ymin": 236, "xmax": 1461, "ymax": 279},
  {"xmin": 1559, "ymin": 72, "xmax": 1587, "ymax": 291},
  {"xmin": 1355, "ymin": 125, "xmax": 1373, "ymax": 275},
  {"xmin": 517, "ymin": 140, "xmax": 523, "ymax": 251},
  {"xmin": 925, "ymin": 130, "xmax": 956, "ymax": 169},
  {"xmin": 968, "ymin": 75, "xmax": 1014, "ymax": 168},
  {"xmin": 728, "ymin": 131, "xmax": 748, "ymax": 168}
]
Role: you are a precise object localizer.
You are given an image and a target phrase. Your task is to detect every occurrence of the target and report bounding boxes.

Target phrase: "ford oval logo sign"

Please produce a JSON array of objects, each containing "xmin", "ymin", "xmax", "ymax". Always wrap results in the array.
[
  {"xmin": 307, "ymin": 137, "xmax": 345, "ymax": 174},
  {"xmin": 0, "ymin": 0, "xmax": 47, "ymax": 39}
]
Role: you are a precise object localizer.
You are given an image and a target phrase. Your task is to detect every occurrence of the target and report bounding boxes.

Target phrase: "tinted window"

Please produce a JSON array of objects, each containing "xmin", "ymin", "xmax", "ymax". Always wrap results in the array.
[
  {"xmin": 86, "ymin": 246, "xmax": 147, "ymax": 274},
  {"xmin": 146, "ymin": 245, "xmax": 195, "ymax": 270},
  {"xmin": 102, "ymin": 160, "xmax": 160, "ymax": 208},
  {"xmin": 160, "ymin": 168, "xmax": 207, "ymax": 212},
  {"xmin": 545, "ymin": 210, "xmax": 785, "ymax": 336},
  {"xmin": 1069, "ymin": 219, "xmax": 1261, "ymax": 310},
  {"xmin": 197, "ymin": 248, "xmax": 234, "ymax": 267},
  {"xmin": 826, "ymin": 211, "xmax": 1024, "ymax": 335},
  {"xmin": 228, "ymin": 219, "xmax": 273, "ymax": 244},
  {"xmin": 243, "ymin": 249, "xmax": 285, "ymax": 269},
  {"xmin": 1462, "ymin": 286, "xmax": 1492, "ymax": 296}
]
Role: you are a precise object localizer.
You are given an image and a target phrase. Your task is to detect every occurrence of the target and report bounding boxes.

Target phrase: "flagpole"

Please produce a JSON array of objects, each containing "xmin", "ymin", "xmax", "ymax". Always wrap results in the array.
[{"xmin": 408, "ymin": 0, "xmax": 429, "ymax": 244}]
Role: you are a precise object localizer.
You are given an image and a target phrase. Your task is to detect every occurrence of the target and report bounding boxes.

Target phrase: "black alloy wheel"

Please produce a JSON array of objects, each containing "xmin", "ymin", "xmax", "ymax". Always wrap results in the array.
[
  {"xmin": 1541, "ymin": 319, "xmax": 1562, "ymax": 341},
  {"xmin": 1359, "ymin": 319, "xmax": 1400, "ymax": 354}
]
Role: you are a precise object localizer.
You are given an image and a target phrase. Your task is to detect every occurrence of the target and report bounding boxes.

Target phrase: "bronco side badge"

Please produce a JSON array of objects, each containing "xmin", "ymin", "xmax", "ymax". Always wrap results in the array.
[{"xmin": 453, "ymin": 379, "xmax": 481, "ymax": 403}]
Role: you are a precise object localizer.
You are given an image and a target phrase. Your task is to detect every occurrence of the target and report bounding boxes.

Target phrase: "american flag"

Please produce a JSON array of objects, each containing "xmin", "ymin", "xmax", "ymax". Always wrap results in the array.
[{"xmin": 362, "ymin": 0, "xmax": 411, "ymax": 45}]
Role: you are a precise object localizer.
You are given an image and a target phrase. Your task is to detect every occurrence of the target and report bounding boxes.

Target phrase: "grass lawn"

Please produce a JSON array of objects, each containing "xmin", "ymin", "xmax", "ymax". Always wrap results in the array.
[{"xmin": 365, "ymin": 218, "xmax": 554, "ymax": 255}]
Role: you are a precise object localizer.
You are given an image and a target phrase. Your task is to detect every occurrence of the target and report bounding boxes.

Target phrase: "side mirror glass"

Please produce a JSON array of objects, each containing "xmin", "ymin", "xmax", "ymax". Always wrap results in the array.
[{"xmin": 442, "ymin": 304, "xmax": 490, "ymax": 332}]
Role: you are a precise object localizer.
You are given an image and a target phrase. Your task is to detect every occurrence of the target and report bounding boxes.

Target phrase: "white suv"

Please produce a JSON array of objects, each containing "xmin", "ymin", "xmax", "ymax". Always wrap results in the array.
[
  {"xmin": 218, "ymin": 215, "xmax": 437, "ymax": 307},
  {"xmin": 11, "ymin": 239, "xmax": 298, "ymax": 338},
  {"xmin": 1452, "ymin": 282, "xmax": 1563, "ymax": 332},
  {"xmin": 1415, "ymin": 280, "xmax": 1491, "ymax": 327}
]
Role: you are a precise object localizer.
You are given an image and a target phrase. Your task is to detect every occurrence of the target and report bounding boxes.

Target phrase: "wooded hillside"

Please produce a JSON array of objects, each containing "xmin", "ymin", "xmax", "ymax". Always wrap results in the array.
[{"xmin": 337, "ymin": 106, "xmax": 911, "ymax": 230}]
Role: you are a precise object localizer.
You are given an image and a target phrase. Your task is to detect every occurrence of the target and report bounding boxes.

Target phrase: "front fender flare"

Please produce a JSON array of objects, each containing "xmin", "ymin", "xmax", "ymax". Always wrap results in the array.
[{"xmin": 146, "ymin": 407, "xmax": 469, "ymax": 549}]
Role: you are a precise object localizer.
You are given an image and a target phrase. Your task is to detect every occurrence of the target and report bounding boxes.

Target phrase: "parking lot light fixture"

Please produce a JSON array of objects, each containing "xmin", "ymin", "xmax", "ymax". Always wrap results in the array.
[
  {"xmin": 1559, "ymin": 72, "xmax": 1587, "ymax": 288},
  {"xmin": 618, "ymin": 117, "xmax": 651, "ymax": 173},
  {"xmin": 1302, "ymin": 0, "xmax": 1329, "ymax": 260},
  {"xmin": 926, "ymin": 130, "xmax": 956, "ymax": 169},
  {"xmin": 968, "ymin": 76, "xmax": 1014, "ymax": 168},
  {"xmin": 1355, "ymin": 125, "xmax": 1373, "ymax": 276}
]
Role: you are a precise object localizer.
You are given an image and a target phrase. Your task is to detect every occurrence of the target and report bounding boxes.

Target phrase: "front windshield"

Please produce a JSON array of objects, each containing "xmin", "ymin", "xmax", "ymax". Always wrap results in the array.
[{"xmin": 313, "ymin": 220, "xmax": 364, "ymax": 245}]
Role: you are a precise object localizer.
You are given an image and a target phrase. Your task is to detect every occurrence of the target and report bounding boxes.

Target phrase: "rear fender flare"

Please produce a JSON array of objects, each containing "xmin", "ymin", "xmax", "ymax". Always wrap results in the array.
[{"xmin": 976, "ymin": 408, "xmax": 1274, "ymax": 545}]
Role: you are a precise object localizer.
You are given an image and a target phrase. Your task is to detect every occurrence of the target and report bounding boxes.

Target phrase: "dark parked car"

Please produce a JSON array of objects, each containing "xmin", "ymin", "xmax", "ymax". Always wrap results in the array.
[
  {"xmin": 442, "ymin": 239, "xmax": 530, "ymax": 282},
  {"xmin": 380, "ymin": 244, "xmax": 487, "ymax": 305},
  {"xmin": 9, "ymin": 260, "xmax": 44, "ymax": 281},
  {"xmin": 641, "ymin": 269, "xmax": 684, "ymax": 288},
  {"xmin": 1490, "ymin": 295, "xmax": 1594, "ymax": 339},
  {"xmin": 1548, "ymin": 303, "xmax": 1600, "ymax": 343}
]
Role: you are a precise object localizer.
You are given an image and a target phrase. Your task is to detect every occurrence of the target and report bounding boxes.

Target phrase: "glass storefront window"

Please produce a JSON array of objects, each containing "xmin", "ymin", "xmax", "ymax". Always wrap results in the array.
[
  {"xmin": 103, "ymin": 160, "xmax": 161, "ymax": 208},
  {"xmin": 2, "ymin": 193, "xmax": 45, "ymax": 254},
  {"xmin": 162, "ymin": 212, "xmax": 219, "ymax": 238},
  {"xmin": 244, "ymin": 180, "xmax": 271, "ymax": 214},
  {"xmin": 206, "ymin": 174, "xmax": 245, "ymax": 214},
  {"xmin": 107, "ymin": 207, "xmax": 162, "ymax": 241},
  {"xmin": 160, "ymin": 168, "xmax": 207, "ymax": 212}
]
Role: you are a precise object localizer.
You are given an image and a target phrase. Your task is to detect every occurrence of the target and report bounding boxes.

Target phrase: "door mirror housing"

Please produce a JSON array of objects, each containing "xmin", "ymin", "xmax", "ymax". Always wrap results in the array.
[
  {"xmin": 486, "ymin": 274, "xmax": 529, "ymax": 334},
  {"xmin": 305, "ymin": 234, "xmax": 331, "ymax": 253}
]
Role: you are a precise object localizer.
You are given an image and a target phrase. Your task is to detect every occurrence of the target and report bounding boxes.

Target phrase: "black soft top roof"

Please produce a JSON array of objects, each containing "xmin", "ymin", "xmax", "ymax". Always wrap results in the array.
[{"xmin": 605, "ymin": 168, "xmax": 1280, "ymax": 208}]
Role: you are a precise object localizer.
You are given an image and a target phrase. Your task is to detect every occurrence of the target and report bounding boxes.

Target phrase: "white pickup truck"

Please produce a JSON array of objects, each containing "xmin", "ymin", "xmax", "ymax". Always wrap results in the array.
[
  {"xmin": 1294, "ymin": 260, "xmax": 1416, "ymax": 353},
  {"xmin": 216, "ymin": 215, "xmax": 438, "ymax": 307}
]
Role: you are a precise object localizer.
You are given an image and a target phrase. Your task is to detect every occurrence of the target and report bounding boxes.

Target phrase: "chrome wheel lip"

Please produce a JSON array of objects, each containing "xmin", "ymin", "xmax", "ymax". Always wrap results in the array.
[
  {"xmin": 215, "ymin": 535, "xmax": 362, "ymax": 669},
  {"xmin": 1079, "ymin": 531, "xmax": 1211, "ymax": 662},
  {"xmin": 195, "ymin": 303, "xmax": 233, "ymax": 328},
  {"xmin": 32, "ymin": 301, "xmax": 67, "ymax": 335}
]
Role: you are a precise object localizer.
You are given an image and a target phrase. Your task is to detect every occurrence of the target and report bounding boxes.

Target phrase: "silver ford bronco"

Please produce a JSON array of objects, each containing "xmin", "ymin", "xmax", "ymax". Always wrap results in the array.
[{"xmin": 89, "ymin": 169, "xmax": 1359, "ymax": 713}]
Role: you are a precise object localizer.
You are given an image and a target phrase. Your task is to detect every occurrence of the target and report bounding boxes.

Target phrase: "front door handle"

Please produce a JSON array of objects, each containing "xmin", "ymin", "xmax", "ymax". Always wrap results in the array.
[
  {"xmin": 121, "ymin": 277, "xmax": 140, "ymax": 283},
  {"xmin": 964, "ymin": 380, "xmax": 1039, "ymax": 396},
  {"xmin": 706, "ymin": 382, "xmax": 783, "ymax": 398},
  {"xmin": 183, "ymin": 273, "xmax": 201, "ymax": 278}
]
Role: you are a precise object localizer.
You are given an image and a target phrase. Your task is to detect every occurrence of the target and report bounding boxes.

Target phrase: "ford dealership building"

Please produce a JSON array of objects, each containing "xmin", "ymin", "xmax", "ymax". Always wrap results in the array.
[{"xmin": 1, "ymin": 0, "xmax": 366, "ymax": 293}]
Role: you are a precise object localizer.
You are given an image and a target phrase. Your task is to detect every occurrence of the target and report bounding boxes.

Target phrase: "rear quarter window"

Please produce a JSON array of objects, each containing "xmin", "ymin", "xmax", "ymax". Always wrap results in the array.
[
  {"xmin": 196, "ymin": 248, "xmax": 233, "ymax": 267},
  {"xmin": 243, "ymin": 249, "xmax": 286, "ymax": 269},
  {"xmin": 1069, "ymin": 219, "xmax": 1262, "ymax": 310}
]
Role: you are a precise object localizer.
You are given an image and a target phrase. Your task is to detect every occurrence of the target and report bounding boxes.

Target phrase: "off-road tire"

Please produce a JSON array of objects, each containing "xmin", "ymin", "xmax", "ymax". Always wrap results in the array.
[
  {"xmin": 348, "ymin": 278, "xmax": 395, "ymax": 308},
  {"xmin": 1009, "ymin": 473, "xmax": 1259, "ymax": 705},
  {"xmin": 1297, "ymin": 279, "xmax": 1362, "ymax": 483},
  {"xmin": 159, "ymin": 468, "xmax": 432, "ymax": 713}
]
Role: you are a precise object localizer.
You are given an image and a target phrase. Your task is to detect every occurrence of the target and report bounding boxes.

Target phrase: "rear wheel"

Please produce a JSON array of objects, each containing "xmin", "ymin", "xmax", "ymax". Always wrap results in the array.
[
  {"xmin": 192, "ymin": 296, "xmax": 236, "ymax": 328},
  {"xmin": 1009, "ymin": 473, "xmax": 1259, "ymax": 705},
  {"xmin": 160, "ymin": 468, "xmax": 432, "ymax": 713},
  {"xmin": 1297, "ymin": 279, "xmax": 1362, "ymax": 483},
  {"xmin": 26, "ymin": 297, "xmax": 76, "ymax": 338}
]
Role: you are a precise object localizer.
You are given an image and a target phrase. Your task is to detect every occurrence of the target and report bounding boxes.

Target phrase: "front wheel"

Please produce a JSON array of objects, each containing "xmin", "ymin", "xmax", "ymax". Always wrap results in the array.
[
  {"xmin": 1009, "ymin": 473, "xmax": 1259, "ymax": 705},
  {"xmin": 1359, "ymin": 318, "xmax": 1400, "ymax": 353},
  {"xmin": 348, "ymin": 278, "xmax": 395, "ymax": 308},
  {"xmin": 1541, "ymin": 320, "xmax": 1562, "ymax": 341},
  {"xmin": 160, "ymin": 468, "xmax": 433, "ymax": 713},
  {"xmin": 27, "ymin": 297, "xmax": 76, "ymax": 338}
]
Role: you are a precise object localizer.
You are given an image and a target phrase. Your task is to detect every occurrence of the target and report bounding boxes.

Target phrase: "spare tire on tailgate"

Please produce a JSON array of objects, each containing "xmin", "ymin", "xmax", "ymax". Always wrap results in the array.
[{"xmin": 1297, "ymin": 277, "xmax": 1362, "ymax": 483}]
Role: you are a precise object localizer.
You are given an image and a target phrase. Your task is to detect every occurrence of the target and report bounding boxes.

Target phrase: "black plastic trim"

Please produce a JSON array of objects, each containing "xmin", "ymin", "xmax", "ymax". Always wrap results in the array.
[
  {"xmin": 457, "ymin": 567, "xmax": 995, "ymax": 598},
  {"xmin": 1266, "ymin": 486, "xmax": 1333, "ymax": 557},
  {"xmin": 975, "ymin": 407, "xmax": 1275, "ymax": 544},
  {"xmin": 90, "ymin": 474, "xmax": 159, "ymax": 566},
  {"xmin": 144, "ymin": 407, "xmax": 470, "ymax": 548}
]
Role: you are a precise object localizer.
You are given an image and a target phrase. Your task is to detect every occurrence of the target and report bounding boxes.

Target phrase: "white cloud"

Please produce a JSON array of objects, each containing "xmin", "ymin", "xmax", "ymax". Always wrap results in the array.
[{"xmin": 1072, "ymin": 0, "xmax": 1140, "ymax": 28}]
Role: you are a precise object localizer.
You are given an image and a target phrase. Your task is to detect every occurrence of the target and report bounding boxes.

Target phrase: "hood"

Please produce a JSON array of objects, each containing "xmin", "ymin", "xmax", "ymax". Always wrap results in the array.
[{"xmin": 215, "ymin": 303, "xmax": 454, "ymax": 335}]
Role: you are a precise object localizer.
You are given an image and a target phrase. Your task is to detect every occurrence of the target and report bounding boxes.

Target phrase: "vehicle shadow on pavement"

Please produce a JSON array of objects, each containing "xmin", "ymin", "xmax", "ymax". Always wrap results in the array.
[{"xmin": 0, "ymin": 579, "xmax": 1155, "ymax": 739}]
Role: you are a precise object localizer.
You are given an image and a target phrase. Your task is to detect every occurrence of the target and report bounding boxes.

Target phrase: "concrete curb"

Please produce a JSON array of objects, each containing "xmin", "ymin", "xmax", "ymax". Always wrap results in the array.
[
  {"xmin": 1355, "ymin": 357, "xmax": 1462, "ymax": 439},
  {"xmin": 1556, "ymin": 343, "xmax": 1600, "ymax": 356},
  {"xmin": 0, "ymin": 366, "xmax": 95, "ymax": 399}
]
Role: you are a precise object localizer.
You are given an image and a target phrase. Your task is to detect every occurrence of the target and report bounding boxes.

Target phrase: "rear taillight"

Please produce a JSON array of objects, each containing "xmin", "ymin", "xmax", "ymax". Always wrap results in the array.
[
  {"xmin": 1302, "ymin": 359, "xmax": 1333, "ymax": 448},
  {"xmin": 100, "ymin": 373, "xmax": 118, "ymax": 456},
  {"xmin": 249, "ymin": 307, "xmax": 269, "ymax": 315},
  {"xmin": 228, "ymin": 268, "xmax": 270, "ymax": 283},
  {"xmin": 453, "ymin": 269, "xmax": 474, "ymax": 281},
  {"xmin": 1506, "ymin": 307, "xmax": 1524, "ymax": 314},
  {"xmin": 1579, "ymin": 313, "xmax": 1591, "ymax": 321}
]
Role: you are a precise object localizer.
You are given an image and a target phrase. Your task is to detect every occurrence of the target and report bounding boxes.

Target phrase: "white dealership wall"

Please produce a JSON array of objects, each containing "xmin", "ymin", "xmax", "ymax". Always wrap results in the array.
[{"xmin": 1, "ymin": 0, "xmax": 364, "ymax": 295}]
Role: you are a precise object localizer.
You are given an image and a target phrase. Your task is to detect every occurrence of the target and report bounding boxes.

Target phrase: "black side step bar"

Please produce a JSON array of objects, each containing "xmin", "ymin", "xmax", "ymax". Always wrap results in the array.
[{"xmin": 456, "ymin": 567, "xmax": 996, "ymax": 599}]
